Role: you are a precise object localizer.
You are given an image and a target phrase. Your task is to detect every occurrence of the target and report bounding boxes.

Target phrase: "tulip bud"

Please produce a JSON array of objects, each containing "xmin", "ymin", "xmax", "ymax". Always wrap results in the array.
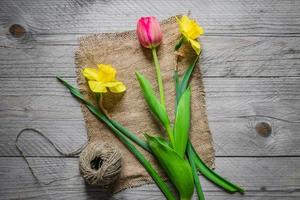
[{"xmin": 136, "ymin": 16, "xmax": 163, "ymax": 49}]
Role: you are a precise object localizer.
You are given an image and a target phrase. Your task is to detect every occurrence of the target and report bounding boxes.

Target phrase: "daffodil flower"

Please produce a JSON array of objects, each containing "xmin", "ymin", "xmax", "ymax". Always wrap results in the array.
[
  {"xmin": 82, "ymin": 64, "xmax": 126, "ymax": 93},
  {"xmin": 176, "ymin": 15, "xmax": 204, "ymax": 55}
]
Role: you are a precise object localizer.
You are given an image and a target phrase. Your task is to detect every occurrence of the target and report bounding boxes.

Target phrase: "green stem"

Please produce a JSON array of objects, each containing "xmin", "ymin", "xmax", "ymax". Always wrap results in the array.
[
  {"xmin": 151, "ymin": 47, "xmax": 174, "ymax": 146},
  {"xmin": 165, "ymin": 124, "xmax": 174, "ymax": 148},
  {"xmin": 98, "ymin": 93, "xmax": 109, "ymax": 117},
  {"xmin": 174, "ymin": 69, "xmax": 180, "ymax": 107},
  {"xmin": 95, "ymin": 93, "xmax": 104, "ymax": 115},
  {"xmin": 174, "ymin": 36, "xmax": 184, "ymax": 51},
  {"xmin": 152, "ymin": 47, "xmax": 166, "ymax": 108},
  {"xmin": 57, "ymin": 77, "xmax": 176, "ymax": 200}
]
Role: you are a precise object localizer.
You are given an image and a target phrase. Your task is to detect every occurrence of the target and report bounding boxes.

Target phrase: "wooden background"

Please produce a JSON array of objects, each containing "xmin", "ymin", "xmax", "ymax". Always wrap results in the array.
[{"xmin": 0, "ymin": 0, "xmax": 299, "ymax": 199}]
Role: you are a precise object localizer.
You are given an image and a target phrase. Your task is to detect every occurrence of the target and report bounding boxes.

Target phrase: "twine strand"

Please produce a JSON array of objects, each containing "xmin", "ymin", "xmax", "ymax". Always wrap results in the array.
[{"xmin": 15, "ymin": 128, "xmax": 121, "ymax": 188}]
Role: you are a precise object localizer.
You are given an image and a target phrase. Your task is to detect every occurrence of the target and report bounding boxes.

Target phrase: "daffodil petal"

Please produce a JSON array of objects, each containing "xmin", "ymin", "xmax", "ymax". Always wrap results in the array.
[
  {"xmin": 102, "ymin": 82, "xmax": 121, "ymax": 87},
  {"xmin": 109, "ymin": 82, "xmax": 126, "ymax": 93},
  {"xmin": 186, "ymin": 20, "xmax": 204, "ymax": 39},
  {"xmin": 178, "ymin": 16, "xmax": 189, "ymax": 30},
  {"xmin": 189, "ymin": 39, "xmax": 201, "ymax": 55},
  {"xmin": 88, "ymin": 81, "xmax": 107, "ymax": 93},
  {"xmin": 82, "ymin": 68, "xmax": 100, "ymax": 81}
]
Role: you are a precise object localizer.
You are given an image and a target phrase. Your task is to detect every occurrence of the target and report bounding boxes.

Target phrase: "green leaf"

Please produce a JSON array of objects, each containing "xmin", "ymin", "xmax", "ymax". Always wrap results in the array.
[
  {"xmin": 191, "ymin": 144, "xmax": 245, "ymax": 193},
  {"xmin": 145, "ymin": 134, "xmax": 194, "ymax": 200},
  {"xmin": 135, "ymin": 72, "xmax": 170, "ymax": 126},
  {"xmin": 173, "ymin": 87, "xmax": 191, "ymax": 158},
  {"xmin": 135, "ymin": 72, "xmax": 174, "ymax": 146}
]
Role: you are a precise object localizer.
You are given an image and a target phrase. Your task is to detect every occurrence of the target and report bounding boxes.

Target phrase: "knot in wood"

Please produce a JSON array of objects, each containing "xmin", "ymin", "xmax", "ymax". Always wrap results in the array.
[
  {"xmin": 255, "ymin": 122, "xmax": 272, "ymax": 137},
  {"xmin": 9, "ymin": 24, "xmax": 26, "ymax": 38}
]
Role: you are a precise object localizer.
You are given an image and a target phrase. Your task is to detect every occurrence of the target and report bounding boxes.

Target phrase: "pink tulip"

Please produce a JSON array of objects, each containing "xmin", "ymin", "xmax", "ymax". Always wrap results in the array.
[{"xmin": 136, "ymin": 16, "xmax": 163, "ymax": 48}]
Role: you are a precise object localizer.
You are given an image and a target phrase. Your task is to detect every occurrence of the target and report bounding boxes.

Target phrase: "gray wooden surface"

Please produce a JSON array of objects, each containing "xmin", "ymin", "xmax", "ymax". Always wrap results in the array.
[{"xmin": 0, "ymin": 0, "xmax": 299, "ymax": 199}]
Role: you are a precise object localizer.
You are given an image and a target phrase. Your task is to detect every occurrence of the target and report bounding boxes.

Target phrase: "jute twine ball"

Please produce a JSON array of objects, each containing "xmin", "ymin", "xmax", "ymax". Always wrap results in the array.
[{"xmin": 79, "ymin": 141, "xmax": 122, "ymax": 188}]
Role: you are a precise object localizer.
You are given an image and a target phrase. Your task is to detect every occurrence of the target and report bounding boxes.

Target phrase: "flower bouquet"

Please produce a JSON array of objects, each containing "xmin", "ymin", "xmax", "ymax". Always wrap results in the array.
[{"xmin": 57, "ymin": 15, "xmax": 244, "ymax": 200}]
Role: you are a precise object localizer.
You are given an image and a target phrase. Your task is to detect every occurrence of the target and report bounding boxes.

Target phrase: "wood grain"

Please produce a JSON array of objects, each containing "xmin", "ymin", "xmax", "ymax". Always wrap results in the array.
[
  {"xmin": 0, "ymin": 36, "xmax": 299, "ymax": 78},
  {"xmin": 1, "ymin": 0, "xmax": 300, "ymax": 35},
  {"xmin": 0, "ymin": 77, "xmax": 299, "ymax": 157},
  {"xmin": 0, "ymin": 157, "xmax": 299, "ymax": 199}
]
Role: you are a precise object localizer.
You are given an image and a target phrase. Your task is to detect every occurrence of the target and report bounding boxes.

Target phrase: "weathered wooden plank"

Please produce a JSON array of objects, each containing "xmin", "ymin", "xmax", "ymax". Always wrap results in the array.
[
  {"xmin": 1, "ymin": 0, "xmax": 300, "ymax": 35},
  {"xmin": 0, "ymin": 77, "xmax": 299, "ymax": 156},
  {"xmin": 0, "ymin": 157, "xmax": 299, "ymax": 199},
  {"xmin": 0, "ymin": 36, "xmax": 299, "ymax": 78}
]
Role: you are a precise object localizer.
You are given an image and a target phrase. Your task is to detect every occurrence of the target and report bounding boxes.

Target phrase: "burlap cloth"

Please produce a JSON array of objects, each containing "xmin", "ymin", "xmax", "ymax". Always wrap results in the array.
[{"xmin": 75, "ymin": 16, "xmax": 215, "ymax": 192}]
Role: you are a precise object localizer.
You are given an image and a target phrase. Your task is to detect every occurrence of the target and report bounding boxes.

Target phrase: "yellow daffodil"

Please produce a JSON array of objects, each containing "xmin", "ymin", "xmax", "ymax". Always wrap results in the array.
[
  {"xmin": 176, "ymin": 15, "xmax": 204, "ymax": 55},
  {"xmin": 82, "ymin": 64, "xmax": 126, "ymax": 93}
]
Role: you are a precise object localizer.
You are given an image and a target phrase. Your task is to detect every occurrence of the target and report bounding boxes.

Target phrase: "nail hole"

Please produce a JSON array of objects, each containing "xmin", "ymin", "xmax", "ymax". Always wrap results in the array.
[
  {"xmin": 255, "ymin": 122, "xmax": 272, "ymax": 137},
  {"xmin": 9, "ymin": 24, "xmax": 26, "ymax": 38},
  {"xmin": 90, "ymin": 156, "xmax": 103, "ymax": 170}
]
